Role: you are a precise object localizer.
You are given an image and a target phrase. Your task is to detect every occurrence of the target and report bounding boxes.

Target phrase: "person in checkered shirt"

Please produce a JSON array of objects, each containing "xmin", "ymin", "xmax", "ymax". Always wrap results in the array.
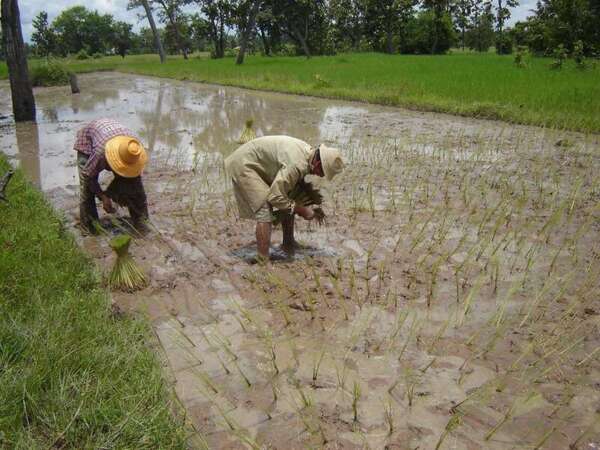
[{"xmin": 74, "ymin": 118, "xmax": 149, "ymax": 234}]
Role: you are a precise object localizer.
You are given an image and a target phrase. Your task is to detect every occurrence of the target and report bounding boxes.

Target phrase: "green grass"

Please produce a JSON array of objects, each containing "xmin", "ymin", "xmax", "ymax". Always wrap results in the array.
[
  {"xmin": 0, "ymin": 157, "xmax": 186, "ymax": 449},
  {"xmin": 1, "ymin": 52, "xmax": 599, "ymax": 130}
]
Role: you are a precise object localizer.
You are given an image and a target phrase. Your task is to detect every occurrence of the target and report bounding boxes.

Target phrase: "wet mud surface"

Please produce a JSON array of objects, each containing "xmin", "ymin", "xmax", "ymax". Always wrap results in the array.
[{"xmin": 1, "ymin": 73, "xmax": 599, "ymax": 449}]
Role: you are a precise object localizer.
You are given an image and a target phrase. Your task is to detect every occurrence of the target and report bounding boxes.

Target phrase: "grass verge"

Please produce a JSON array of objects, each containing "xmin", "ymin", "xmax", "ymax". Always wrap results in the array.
[
  {"xmin": 1, "ymin": 52, "xmax": 598, "ymax": 132},
  {"xmin": 0, "ymin": 157, "xmax": 186, "ymax": 449}
]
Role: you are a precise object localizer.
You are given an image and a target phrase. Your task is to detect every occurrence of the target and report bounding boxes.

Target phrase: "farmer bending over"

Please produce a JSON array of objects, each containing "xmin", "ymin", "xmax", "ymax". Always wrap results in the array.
[
  {"xmin": 225, "ymin": 135, "xmax": 344, "ymax": 261},
  {"xmin": 74, "ymin": 118, "xmax": 149, "ymax": 234}
]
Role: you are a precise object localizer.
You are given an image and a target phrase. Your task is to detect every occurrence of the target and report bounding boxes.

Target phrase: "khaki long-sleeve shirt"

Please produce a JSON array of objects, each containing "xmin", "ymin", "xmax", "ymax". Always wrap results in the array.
[{"xmin": 225, "ymin": 136, "xmax": 313, "ymax": 216}]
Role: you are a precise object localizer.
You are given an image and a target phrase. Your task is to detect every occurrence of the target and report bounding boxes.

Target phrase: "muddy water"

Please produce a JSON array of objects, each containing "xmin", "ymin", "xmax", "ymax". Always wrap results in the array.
[{"xmin": 1, "ymin": 73, "xmax": 599, "ymax": 450}]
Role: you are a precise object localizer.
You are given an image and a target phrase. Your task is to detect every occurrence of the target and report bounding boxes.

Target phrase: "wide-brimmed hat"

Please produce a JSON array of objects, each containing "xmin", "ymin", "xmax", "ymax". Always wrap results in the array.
[
  {"xmin": 318, "ymin": 144, "xmax": 344, "ymax": 181},
  {"xmin": 105, "ymin": 136, "xmax": 147, "ymax": 178}
]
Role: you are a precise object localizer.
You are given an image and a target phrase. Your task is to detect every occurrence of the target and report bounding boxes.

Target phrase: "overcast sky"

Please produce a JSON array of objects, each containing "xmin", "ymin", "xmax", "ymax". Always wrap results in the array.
[{"xmin": 19, "ymin": 0, "xmax": 538, "ymax": 43}]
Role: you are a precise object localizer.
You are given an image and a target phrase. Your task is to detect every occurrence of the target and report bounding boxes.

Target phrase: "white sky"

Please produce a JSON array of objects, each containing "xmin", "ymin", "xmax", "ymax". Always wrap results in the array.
[{"xmin": 19, "ymin": 0, "xmax": 537, "ymax": 43}]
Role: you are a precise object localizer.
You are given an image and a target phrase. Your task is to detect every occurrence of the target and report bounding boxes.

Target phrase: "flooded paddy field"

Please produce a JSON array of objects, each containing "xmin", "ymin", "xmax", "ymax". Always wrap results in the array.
[{"xmin": 1, "ymin": 72, "xmax": 599, "ymax": 449}]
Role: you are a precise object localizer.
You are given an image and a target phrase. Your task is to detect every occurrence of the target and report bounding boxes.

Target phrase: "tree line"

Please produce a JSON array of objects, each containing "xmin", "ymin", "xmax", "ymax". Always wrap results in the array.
[{"xmin": 24, "ymin": 0, "xmax": 600, "ymax": 62}]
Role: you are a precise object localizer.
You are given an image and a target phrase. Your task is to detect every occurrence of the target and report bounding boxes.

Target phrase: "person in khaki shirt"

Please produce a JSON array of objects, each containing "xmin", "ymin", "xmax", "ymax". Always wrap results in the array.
[{"xmin": 225, "ymin": 135, "xmax": 344, "ymax": 261}]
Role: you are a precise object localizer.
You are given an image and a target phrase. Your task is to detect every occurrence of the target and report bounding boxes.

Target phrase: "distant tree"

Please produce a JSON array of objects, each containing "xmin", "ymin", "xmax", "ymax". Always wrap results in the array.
[
  {"xmin": 52, "ymin": 6, "xmax": 115, "ymax": 55},
  {"xmin": 152, "ymin": 0, "xmax": 190, "ymax": 58},
  {"xmin": 128, "ymin": 0, "xmax": 167, "ymax": 63},
  {"xmin": 235, "ymin": 0, "xmax": 261, "ymax": 64},
  {"xmin": 256, "ymin": 2, "xmax": 281, "ymax": 55},
  {"xmin": 189, "ymin": 13, "xmax": 211, "ymax": 51},
  {"xmin": 465, "ymin": 0, "xmax": 494, "ymax": 51},
  {"xmin": 113, "ymin": 21, "xmax": 134, "ymax": 58},
  {"xmin": 31, "ymin": 11, "xmax": 56, "ymax": 57},
  {"xmin": 492, "ymin": 0, "xmax": 518, "ymax": 53},
  {"xmin": 453, "ymin": 0, "xmax": 475, "ymax": 50},
  {"xmin": 364, "ymin": 0, "xmax": 416, "ymax": 53},
  {"xmin": 266, "ymin": 0, "xmax": 331, "ymax": 57},
  {"xmin": 1, "ymin": 0, "xmax": 36, "ymax": 121},
  {"xmin": 192, "ymin": 0, "xmax": 233, "ymax": 58},
  {"xmin": 519, "ymin": 0, "xmax": 598, "ymax": 55},
  {"xmin": 403, "ymin": 9, "xmax": 455, "ymax": 53},
  {"xmin": 329, "ymin": 0, "xmax": 365, "ymax": 50},
  {"xmin": 163, "ymin": 14, "xmax": 192, "ymax": 55},
  {"xmin": 422, "ymin": 0, "xmax": 455, "ymax": 54}
]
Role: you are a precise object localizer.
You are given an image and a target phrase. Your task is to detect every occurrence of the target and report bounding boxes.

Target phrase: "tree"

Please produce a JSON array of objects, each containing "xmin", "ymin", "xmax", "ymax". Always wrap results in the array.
[
  {"xmin": 265, "ymin": 0, "xmax": 330, "ymax": 58},
  {"xmin": 453, "ymin": 0, "xmax": 475, "ymax": 50},
  {"xmin": 256, "ymin": 2, "xmax": 281, "ymax": 55},
  {"xmin": 31, "ymin": 11, "xmax": 55, "ymax": 57},
  {"xmin": 329, "ymin": 0, "xmax": 366, "ymax": 50},
  {"xmin": 492, "ymin": 0, "xmax": 518, "ymax": 53},
  {"xmin": 189, "ymin": 13, "xmax": 211, "ymax": 51},
  {"xmin": 364, "ymin": 0, "xmax": 416, "ymax": 53},
  {"xmin": 235, "ymin": 0, "xmax": 261, "ymax": 64},
  {"xmin": 193, "ymin": 0, "xmax": 233, "ymax": 58},
  {"xmin": 421, "ymin": 0, "xmax": 454, "ymax": 53},
  {"xmin": 1, "ymin": 0, "xmax": 36, "ymax": 121},
  {"xmin": 518, "ymin": 0, "xmax": 598, "ymax": 55},
  {"xmin": 163, "ymin": 14, "xmax": 192, "ymax": 55},
  {"xmin": 465, "ymin": 0, "xmax": 495, "ymax": 51},
  {"xmin": 403, "ymin": 9, "xmax": 455, "ymax": 53},
  {"xmin": 52, "ymin": 6, "xmax": 115, "ymax": 55},
  {"xmin": 129, "ymin": 0, "xmax": 166, "ymax": 62},
  {"xmin": 152, "ymin": 0, "xmax": 190, "ymax": 58},
  {"xmin": 113, "ymin": 21, "xmax": 134, "ymax": 58}
]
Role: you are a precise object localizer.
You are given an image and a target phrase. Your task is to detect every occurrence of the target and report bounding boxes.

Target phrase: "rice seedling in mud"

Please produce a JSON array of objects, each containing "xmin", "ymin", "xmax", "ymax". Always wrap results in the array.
[
  {"xmin": 237, "ymin": 119, "xmax": 257, "ymax": 144},
  {"xmin": 29, "ymin": 76, "xmax": 598, "ymax": 448}
]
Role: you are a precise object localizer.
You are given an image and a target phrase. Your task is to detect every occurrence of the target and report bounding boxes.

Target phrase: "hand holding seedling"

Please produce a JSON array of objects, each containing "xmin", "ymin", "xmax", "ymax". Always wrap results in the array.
[
  {"xmin": 101, "ymin": 194, "xmax": 116, "ymax": 213},
  {"xmin": 294, "ymin": 205, "xmax": 315, "ymax": 220}
]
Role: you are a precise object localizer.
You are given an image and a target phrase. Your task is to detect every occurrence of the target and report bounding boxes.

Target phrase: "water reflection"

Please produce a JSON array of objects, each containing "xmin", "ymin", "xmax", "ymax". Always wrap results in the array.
[
  {"xmin": 1, "ymin": 73, "xmax": 372, "ymax": 194},
  {"xmin": 15, "ymin": 122, "xmax": 41, "ymax": 189}
]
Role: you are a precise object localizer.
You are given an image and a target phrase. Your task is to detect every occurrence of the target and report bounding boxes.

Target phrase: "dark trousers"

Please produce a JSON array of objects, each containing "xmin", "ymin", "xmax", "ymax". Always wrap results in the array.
[{"xmin": 78, "ymin": 153, "xmax": 148, "ymax": 232}]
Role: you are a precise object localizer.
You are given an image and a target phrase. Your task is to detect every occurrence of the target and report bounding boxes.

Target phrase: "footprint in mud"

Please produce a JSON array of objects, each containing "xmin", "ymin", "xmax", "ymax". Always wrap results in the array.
[{"xmin": 230, "ymin": 242, "xmax": 337, "ymax": 264}]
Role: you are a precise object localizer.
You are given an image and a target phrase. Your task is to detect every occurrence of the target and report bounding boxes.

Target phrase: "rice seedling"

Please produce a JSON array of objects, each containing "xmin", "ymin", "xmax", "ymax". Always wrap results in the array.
[
  {"xmin": 406, "ymin": 381, "xmax": 415, "ymax": 408},
  {"xmin": 456, "ymin": 274, "xmax": 484, "ymax": 328},
  {"xmin": 383, "ymin": 397, "xmax": 394, "ymax": 435},
  {"xmin": 297, "ymin": 385, "xmax": 313, "ymax": 409},
  {"xmin": 312, "ymin": 350, "xmax": 326, "ymax": 383},
  {"xmin": 398, "ymin": 314, "xmax": 421, "ymax": 361},
  {"xmin": 352, "ymin": 381, "xmax": 361, "ymax": 422},
  {"xmin": 237, "ymin": 119, "xmax": 256, "ymax": 144},
  {"xmin": 484, "ymin": 401, "xmax": 516, "ymax": 441},
  {"xmin": 435, "ymin": 412, "xmax": 462, "ymax": 450},
  {"xmin": 107, "ymin": 235, "xmax": 148, "ymax": 291}
]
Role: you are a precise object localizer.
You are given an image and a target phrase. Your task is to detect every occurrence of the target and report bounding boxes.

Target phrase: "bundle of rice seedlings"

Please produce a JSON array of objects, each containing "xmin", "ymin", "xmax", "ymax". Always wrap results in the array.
[
  {"xmin": 238, "ymin": 119, "xmax": 256, "ymax": 144},
  {"xmin": 273, "ymin": 180, "xmax": 325, "ymax": 225},
  {"xmin": 108, "ymin": 234, "xmax": 147, "ymax": 291}
]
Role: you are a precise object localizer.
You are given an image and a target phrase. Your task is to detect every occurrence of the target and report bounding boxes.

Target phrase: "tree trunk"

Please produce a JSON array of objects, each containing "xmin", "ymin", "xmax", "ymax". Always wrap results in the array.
[
  {"xmin": 259, "ymin": 28, "xmax": 271, "ymax": 56},
  {"xmin": 140, "ymin": 0, "xmax": 166, "ymax": 63},
  {"xmin": 386, "ymin": 29, "xmax": 394, "ymax": 54},
  {"xmin": 496, "ymin": 0, "xmax": 503, "ymax": 52},
  {"xmin": 218, "ymin": 15, "xmax": 225, "ymax": 58},
  {"xmin": 236, "ymin": 0, "xmax": 261, "ymax": 65},
  {"xmin": 291, "ymin": 26, "xmax": 310, "ymax": 58},
  {"xmin": 166, "ymin": 10, "xmax": 188, "ymax": 59},
  {"xmin": 1, "ymin": 0, "xmax": 36, "ymax": 122}
]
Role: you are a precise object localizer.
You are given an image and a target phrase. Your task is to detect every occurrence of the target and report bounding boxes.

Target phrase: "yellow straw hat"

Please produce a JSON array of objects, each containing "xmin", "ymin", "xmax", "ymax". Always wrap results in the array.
[
  {"xmin": 105, "ymin": 136, "xmax": 147, "ymax": 178},
  {"xmin": 318, "ymin": 144, "xmax": 344, "ymax": 181}
]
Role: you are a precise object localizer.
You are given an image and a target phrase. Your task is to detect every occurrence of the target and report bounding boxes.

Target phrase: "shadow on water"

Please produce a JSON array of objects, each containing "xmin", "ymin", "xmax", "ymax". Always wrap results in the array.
[{"xmin": 15, "ymin": 122, "xmax": 41, "ymax": 190}]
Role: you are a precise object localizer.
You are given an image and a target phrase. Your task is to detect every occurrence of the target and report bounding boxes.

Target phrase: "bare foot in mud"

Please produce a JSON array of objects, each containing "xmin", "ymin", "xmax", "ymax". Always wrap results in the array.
[{"xmin": 281, "ymin": 243, "xmax": 296, "ymax": 257}]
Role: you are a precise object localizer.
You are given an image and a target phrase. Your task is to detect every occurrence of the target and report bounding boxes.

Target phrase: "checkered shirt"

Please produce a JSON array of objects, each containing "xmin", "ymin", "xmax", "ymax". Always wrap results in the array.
[
  {"xmin": 73, "ymin": 118, "xmax": 139, "ymax": 178},
  {"xmin": 74, "ymin": 118, "xmax": 140, "ymax": 195}
]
